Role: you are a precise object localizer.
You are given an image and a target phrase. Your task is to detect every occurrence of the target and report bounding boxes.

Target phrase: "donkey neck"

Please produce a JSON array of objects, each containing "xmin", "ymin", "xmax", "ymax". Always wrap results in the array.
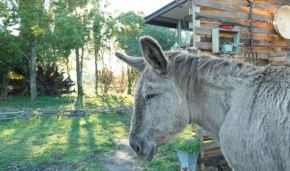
[
  {"xmin": 186, "ymin": 79, "xmax": 231, "ymax": 140},
  {"xmin": 170, "ymin": 53, "xmax": 258, "ymax": 139}
]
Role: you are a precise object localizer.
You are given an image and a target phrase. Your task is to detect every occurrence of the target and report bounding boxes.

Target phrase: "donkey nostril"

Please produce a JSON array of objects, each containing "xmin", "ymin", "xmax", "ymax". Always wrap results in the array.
[
  {"xmin": 130, "ymin": 141, "xmax": 142, "ymax": 154},
  {"xmin": 136, "ymin": 144, "xmax": 142, "ymax": 154}
]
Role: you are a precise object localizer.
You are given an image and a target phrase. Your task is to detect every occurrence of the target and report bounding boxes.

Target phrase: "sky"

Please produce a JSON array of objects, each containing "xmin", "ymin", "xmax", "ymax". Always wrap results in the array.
[{"xmin": 105, "ymin": 0, "xmax": 171, "ymax": 15}]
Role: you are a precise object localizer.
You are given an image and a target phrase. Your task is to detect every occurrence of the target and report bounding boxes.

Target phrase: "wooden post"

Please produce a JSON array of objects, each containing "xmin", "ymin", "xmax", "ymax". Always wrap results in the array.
[
  {"xmin": 196, "ymin": 124, "xmax": 205, "ymax": 171},
  {"xmin": 178, "ymin": 19, "xmax": 182, "ymax": 46},
  {"xmin": 192, "ymin": 1, "xmax": 201, "ymax": 54}
]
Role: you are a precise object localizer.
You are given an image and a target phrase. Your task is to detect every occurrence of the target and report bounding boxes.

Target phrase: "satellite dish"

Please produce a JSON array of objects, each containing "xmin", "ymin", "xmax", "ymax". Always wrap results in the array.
[{"xmin": 274, "ymin": 5, "xmax": 290, "ymax": 39}]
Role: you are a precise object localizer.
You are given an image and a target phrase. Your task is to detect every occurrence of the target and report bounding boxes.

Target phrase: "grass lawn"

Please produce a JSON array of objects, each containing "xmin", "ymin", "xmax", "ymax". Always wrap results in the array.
[{"xmin": 0, "ymin": 94, "xmax": 194, "ymax": 171}]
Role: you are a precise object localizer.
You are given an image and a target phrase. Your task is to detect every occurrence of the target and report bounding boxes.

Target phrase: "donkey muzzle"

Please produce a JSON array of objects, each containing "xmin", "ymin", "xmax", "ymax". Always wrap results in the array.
[{"xmin": 129, "ymin": 139, "xmax": 157, "ymax": 161}]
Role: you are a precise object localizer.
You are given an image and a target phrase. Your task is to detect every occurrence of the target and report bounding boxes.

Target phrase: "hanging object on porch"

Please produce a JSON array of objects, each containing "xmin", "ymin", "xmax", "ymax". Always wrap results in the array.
[
  {"xmin": 176, "ymin": 0, "xmax": 190, "ymax": 8},
  {"xmin": 219, "ymin": 24, "xmax": 235, "ymax": 30},
  {"xmin": 274, "ymin": 5, "xmax": 290, "ymax": 39}
]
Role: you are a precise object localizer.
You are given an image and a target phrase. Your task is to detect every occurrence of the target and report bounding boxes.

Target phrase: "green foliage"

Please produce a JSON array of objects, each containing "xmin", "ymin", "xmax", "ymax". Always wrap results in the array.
[
  {"xmin": 18, "ymin": 0, "xmax": 51, "ymax": 37},
  {"xmin": 115, "ymin": 11, "xmax": 177, "ymax": 94},
  {"xmin": 0, "ymin": 28, "xmax": 21, "ymax": 96},
  {"xmin": 115, "ymin": 11, "xmax": 145, "ymax": 56},
  {"xmin": 53, "ymin": 14, "xmax": 84, "ymax": 58},
  {"xmin": 177, "ymin": 137, "xmax": 201, "ymax": 153},
  {"xmin": 0, "ymin": 1, "xmax": 7, "ymax": 19},
  {"xmin": 0, "ymin": 29, "xmax": 19, "ymax": 64},
  {"xmin": 142, "ymin": 25, "xmax": 177, "ymax": 51},
  {"xmin": 115, "ymin": 11, "xmax": 177, "ymax": 56},
  {"xmin": 93, "ymin": 11, "xmax": 115, "ymax": 51}
]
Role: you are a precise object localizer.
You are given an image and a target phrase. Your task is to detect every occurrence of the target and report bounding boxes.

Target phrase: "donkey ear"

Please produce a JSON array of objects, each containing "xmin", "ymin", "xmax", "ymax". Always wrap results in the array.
[
  {"xmin": 139, "ymin": 36, "xmax": 167, "ymax": 74},
  {"xmin": 115, "ymin": 52, "xmax": 145, "ymax": 72}
]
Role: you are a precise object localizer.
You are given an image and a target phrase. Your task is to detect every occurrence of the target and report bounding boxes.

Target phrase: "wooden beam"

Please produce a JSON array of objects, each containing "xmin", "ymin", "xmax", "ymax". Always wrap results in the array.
[
  {"xmin": 257, "ymin": 0, "xmax": 290, "ymax": 5},
  {"xmin": 201, "ymin": 8, "xmax": 273, "ymax": 21},
  {"xmin": 196, "ymin": 12, "xmax": 273, "ymax": 29},
  {"xmin": 178, "ymin": 19, "xmax": 181, "ymax": 45},
  {"xmin": 193, "ymin": 0, "xmax": 241, "ymax": 12},
  {"xmin": 191, "ymin": 3, "xmax": 200, "ymax": 47},
  {"xmin": 214, "ymin": 0, "xmax": 283, "ymax": 11},
  {"xmin": 198, "ymin": 152, "xmax": 225, "ymax": 164},
  {"xmin": 204, "ymin": 148, "xmax": 222, "ymax": 155},
  {"xmin": 195, "ymin": 0, "xmax": 283, "ymax": 13},
  {"xmin": 200, "ymin": 37, "xmax": 275, "ymax": 47},
  {"xmin": 195, "ymin": 27, "xmax": 290, "ymax": 47},
  {"xmin": 197, "ymin": 42, "xmax": 288, "ymax": 52},
  {"xmin": 201, "ymin": 141, "xmax": 220, "ymax": 151}
]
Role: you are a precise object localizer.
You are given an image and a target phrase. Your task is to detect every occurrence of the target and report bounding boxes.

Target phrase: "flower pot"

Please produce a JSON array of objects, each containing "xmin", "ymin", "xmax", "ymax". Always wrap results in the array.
[
  {"xmin": 222, "ymin": 44, "xmax": 233, "ymax": 52},
  {"xmin": 176, "ymin": 149, "xmax": 200, "ymax": 171}
]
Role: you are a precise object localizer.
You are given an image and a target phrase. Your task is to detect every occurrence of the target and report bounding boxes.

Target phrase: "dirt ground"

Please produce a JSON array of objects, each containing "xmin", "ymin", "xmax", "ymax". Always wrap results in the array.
[
  {"xmin": 205, "ymin": 160, "xmax": 232, "ymax": 171},
  {"xmin": 101, "ymin": 139, "xmax": 144, "ymax": 171}
]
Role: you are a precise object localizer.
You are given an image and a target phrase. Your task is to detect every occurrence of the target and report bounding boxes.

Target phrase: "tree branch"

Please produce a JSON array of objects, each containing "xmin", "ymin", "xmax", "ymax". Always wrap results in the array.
[{"xmin": 18, "ymin": 49, "xmax": 31, "ymax": 64}]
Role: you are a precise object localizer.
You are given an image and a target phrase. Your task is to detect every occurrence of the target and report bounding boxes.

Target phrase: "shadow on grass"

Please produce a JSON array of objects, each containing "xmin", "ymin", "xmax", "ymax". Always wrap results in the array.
[
  {"xmin": 67, "ymin": 118, "xmax": 80, "ymax": 151},
  {"xmin": 74, "ymin": 94, "xmax": 84, "ymax": 109},
  {"xmin": 0, "ymin": 94, "xmax": 134, "ymax": 170},
  {"xmin": 85, "ymin": 94, "xmax": 128, "ymax": 109},
  {"xmin": 83, "ymin": 117, "xmax": 97, "ymax": 150},
  {"xmin": 0, "ymin": 117, "xmax": 57, "ymax": 170}
]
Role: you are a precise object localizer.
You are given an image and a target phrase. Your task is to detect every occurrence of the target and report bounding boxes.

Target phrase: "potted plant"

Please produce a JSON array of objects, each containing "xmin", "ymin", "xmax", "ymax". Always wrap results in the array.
[{"xmin": 176, "ymin": 137, "xmax": 201, "ymax": 171}]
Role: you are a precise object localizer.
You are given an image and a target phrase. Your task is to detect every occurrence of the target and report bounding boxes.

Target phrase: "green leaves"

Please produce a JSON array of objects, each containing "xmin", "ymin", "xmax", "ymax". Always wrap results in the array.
[
  {"xmin": 0, "ymin": 29, "xmax": 20, "ymax": 64},
  {"xmin": 115, "ymin": 11, "xmax": 177, "ymax": 57}
]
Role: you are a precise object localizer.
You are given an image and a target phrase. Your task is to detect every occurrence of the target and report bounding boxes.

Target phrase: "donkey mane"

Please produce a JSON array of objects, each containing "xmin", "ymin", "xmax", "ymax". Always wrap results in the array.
[{"xmin": 164, "ymin": 51, "xmax": 290, "ymax": 93}]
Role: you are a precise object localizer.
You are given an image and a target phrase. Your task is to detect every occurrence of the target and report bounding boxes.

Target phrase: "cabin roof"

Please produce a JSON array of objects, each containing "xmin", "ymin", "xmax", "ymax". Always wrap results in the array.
[{"xmin": 144, "ymin": 0, "xmax": 192, "ymax": 29}]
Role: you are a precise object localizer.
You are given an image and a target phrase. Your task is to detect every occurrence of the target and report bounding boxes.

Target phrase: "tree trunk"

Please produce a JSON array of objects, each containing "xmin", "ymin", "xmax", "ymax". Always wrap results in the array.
[
  {"xmin": 30, "ymin": 36, "xmax": 37, "ymax": 102},
  {"xmin": 94, "ymin": 46, "xmax": 99, "ymax": 94},
  {"xmin": 66, "ymin": 57, "xmax": 70, "ymax": 78},
  {"xmin": 119, "ymin": 66, "xmax": 125, "ymax": 93},
  {"xmin": 76, "ymin": 48, "xmax": 83, "ymax": 94},
  {"xmin": 0, "ymin": 74, "xmax": 9, "ymax": 100},
  {"xmin": 80, "ymin": 47, "xmax": 84, "ymax": 91},
  {"xmin": 127, "ymin": 68, "xmax": 136, "ymax": 95}
]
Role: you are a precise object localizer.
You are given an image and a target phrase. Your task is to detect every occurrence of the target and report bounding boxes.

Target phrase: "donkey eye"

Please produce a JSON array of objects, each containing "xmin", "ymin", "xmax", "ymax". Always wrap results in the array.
[{"xmin": 145, "ymin": 94, "xmax": 158, "ymax": 102}]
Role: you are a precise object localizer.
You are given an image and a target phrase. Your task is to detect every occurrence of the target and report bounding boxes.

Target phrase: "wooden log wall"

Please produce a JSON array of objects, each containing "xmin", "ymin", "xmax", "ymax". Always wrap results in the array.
[
  {"xmin": 195, "ymin": 125, "xmax": 225, "ymax": 171},
  {"xmin": 192, "ymin": 0, "xmax": 290, "ymax": 64}
]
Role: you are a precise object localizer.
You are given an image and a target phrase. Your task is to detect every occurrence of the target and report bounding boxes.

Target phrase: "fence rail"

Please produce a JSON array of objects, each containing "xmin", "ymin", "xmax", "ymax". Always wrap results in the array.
[{"xmin": 0, "ymin": 106, "xmax": 130, "ymax": 120}]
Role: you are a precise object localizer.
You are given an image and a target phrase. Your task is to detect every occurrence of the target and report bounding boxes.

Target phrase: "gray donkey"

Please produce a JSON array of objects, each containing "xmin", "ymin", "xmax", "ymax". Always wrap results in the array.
[{"xmin": 115, "ymin": 36, "xmax": 290, "ymax": 171}]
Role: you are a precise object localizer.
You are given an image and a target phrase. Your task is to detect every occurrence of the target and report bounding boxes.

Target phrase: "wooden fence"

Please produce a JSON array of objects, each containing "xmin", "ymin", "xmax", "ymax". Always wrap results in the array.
[
  {"xmin": 37, "ymin": 106, "xmax": 128, "ymax": 117},
  {"xmin": 0, "ymin": 106, "xmax": 130, "ymax": 120},
  {"xmin": 0, "ymin": 108, "xmax": 34, "ymax": 120}
]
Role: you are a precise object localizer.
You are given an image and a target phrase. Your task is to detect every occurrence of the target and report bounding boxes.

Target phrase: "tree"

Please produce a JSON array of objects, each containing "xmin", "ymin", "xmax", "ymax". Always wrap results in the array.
[
  {"xmin": 0, "ymin": 29, "xmax": 20, "ymax": 100},
  {"xmin": 115, "ymin": 11, "xmax": 177, "ymax": 94},
  {"xmin": 17, "ymin": 0, "xmax": 52, "ymax": 101},
  {"xmin": 51, "ymin": 0, "xmax": 93, "ymax": 95},
  {"xmin": 92, "ymin": 7, "xmax": 115, "ymax": 94},
  {"xmin": 53, "ymin": 14, "xmax": 84, "ymax": 77},
  {"xmin": 142, "ymin": 25, "xmax": 177, "ymax": 51},
  {"xmin": 0, "ymin": 1, "xmax": 20, "ymax": 100}
]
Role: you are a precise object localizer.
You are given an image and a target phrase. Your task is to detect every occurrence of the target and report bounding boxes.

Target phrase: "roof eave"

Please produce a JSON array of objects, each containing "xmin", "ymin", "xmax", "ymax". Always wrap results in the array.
[{"xmin": 144, "ymin": 0, "xmax": 187, "ymax": 23}]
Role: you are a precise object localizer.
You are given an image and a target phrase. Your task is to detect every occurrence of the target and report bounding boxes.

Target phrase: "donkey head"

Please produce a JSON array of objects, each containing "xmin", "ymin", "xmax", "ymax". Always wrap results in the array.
[{"xmin": 115, "ymin": 36, "xmax": 189, "ymax": 161}]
